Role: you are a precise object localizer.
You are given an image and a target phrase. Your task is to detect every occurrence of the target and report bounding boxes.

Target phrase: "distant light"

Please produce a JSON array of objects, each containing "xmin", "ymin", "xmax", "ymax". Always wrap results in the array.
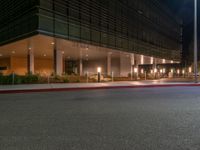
[
  {"xmin": 177, "ymin": 69, "xmax": 180, "ymax": 74},
  {"xmin": 154, "ymin": 68, "xmax": 157, "ymax": 73},
  {"xmin": 0, "ymin": 54, "xmax": 2, "ymax": 57},
  {"xmin": 141, "ymin": 69, "xmax": 144, "ymax": 74},
  {"xmin": 163, "ymin": 68, "xmax": 166, "ymax": 73},
  {"xmin": 43, "ymin": 54, "xmax": 47, "ymax": 57},
  {"xmin": 150, "ymin": 69, "xmax": 153, "ymax": 74},
  {"xmin": 162, "ymin": 59, "xmax": 166, "ymax": 64},
  {"xmin": 189, "ymin": 67, "xmax": 192, "ymax": 73},
  {"xmin": 97, "ymin": 67, "xmax": 102, "ymax": 73},
  {"xmin": 134, "ymin": 67, "xmax": 138, "ymax": 73},
  {"xmin": 28, "ymin": 47, "xmax": 32, "ymax": 50},
  {"xmin": 171, "ymin": 69, "xmax": 174, "ymax": 73},
  {"xmin": 51, "ymin": 42, "xmax": 55, "ymax": 45},
  {"xmin": 160, "ymin": 69, "xmax": 163, "ymax": 73},
  {"xmin": 141, "ymin": 55, "xmax": 144, "ymax": 64},
  {"xmin": 171, "ymin": 60, "xmax": 174, "ymax": 64},
  {"xmin": 182, "ymin": 69, "xmax": 185, "ymax": 74},
  {"xmin": 62, "ymin": 51, "xmax": 65, "ymax": 54},
  {"xmin": 150, "ymin": 57, "xmax": 154, "ymax": 64},
  {"xmin": 12, "ymin": 51, "xmax": 15, "ymax": 54}
]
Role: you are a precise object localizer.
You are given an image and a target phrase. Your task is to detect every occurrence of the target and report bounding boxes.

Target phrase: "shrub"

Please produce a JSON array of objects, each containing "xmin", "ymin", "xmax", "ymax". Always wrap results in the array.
[{"xmin": 22, "ymin": 74, "xmax": 39, "ymax": 84}]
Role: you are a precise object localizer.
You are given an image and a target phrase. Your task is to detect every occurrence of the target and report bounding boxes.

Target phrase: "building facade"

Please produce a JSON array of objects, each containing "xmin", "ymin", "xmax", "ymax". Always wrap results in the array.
[{"xmin": 0, "ymin": 0, "xmax": 182, "ymax": 77}]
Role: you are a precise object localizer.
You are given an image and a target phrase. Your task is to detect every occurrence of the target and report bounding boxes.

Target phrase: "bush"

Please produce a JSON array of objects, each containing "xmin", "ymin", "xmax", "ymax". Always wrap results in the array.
[
  {"xmin": 0, "ymin": 74, "xmax": 19, "ymax": 84},
  {"xmin": 22, "ymin": 74, "xmax": 39, "ymax": 84}
]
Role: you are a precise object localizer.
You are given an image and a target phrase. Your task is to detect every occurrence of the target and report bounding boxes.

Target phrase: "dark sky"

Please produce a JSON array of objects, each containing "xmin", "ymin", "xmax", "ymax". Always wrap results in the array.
[{"xmin": 161, "ymin": 0, "xmax": 198, "ymax": 63}]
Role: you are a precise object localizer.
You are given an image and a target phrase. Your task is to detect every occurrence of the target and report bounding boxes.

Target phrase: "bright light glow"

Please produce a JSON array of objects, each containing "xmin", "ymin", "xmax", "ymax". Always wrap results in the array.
[
  {"xmin": 150, "ymin": 57, "xmax": 154, "ymax": 64},
  {"xmin": 160, "ymin": 69, "xmax": 163, "ymax": 73},
  {"xmin": 62, "ymin": 51, "xmax": 65, "ymax": 54},
  {"xmin": 189, "ymin": 67, "xmax": 192, "ymax": 73},
  {"xmin": 43, "ymin": 54, "xmax": 47, "ymax": 57},
  {"xmin": 177, "ymin": 69, "xmax": 180, "ymax": 74},
  {"xmin": 51, "ymin": 42, "xmax": 55, "ymax": 45},
  {"xmin": 163, "ymin": 68, "xmax": 166, "ymax": 73},
  {"xmin": 154, "ymin": 68, "xmax": 157, "ymax": 73},
  {"xmin": 162, "ymin": 59, "xmax": 166, "ymax": 64},
  {"xmin": 141, "ymin": 69, "xmax": 144, "ymax": 74},
  {"xmin": 150, "ymin": 69, "xmax": 153, "ymax": 74},
  {"xmin": 171, "ymin": 69, "xmax": 174, "ymax": 73},
  {"xmin": 182, "ymin": 69, "xmax": 185, "ymax": 74},
  {"xmin": 134, "ymin": 67, "xmax": 138, "ymax": 73},
  {"xmin": 171, "ymin": 60, "xmax": 174, "ymax": 64},
  {"xmin": 97, "ymin": 67, "xmax": 102, "ymax": 73},
  {"xmin": 141, "ymin": 55, "xmax": 144, "ymax": 64}
]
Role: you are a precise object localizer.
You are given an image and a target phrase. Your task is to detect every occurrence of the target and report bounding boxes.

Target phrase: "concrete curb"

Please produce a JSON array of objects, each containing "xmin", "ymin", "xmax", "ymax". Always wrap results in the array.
[{"xmin": 0, "ymin": 83, "xmax": 200, "ymax": 94}]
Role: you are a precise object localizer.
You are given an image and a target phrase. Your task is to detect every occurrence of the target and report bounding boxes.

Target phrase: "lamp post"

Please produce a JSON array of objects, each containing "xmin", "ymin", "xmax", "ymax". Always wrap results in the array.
[
  {"xmin": 97, "ymin": 67, "xmax": 101, "ymax": 83},
  {"xmin": 194, "ymin": 0, "xmax": 198, "ymax": 83}
]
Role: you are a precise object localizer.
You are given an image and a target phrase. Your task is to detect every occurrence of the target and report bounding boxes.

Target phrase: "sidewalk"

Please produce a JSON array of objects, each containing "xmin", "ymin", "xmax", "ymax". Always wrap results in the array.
[{"xmin": 0, "ymin": 79, "xmax": 200, "ymax": 94}]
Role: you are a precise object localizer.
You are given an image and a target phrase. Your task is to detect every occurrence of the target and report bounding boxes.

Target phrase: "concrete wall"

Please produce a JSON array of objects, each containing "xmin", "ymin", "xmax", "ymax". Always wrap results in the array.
[
  {"xmin": 83, "ymin": 59, "xmax": 107, "ymax": 76},
  {"xmin": 11, "ymin": 56, "xmax": 27, "ymax": 75},
  {"xmin": 0, "ymin": 56, "xmax": 54, "ymax": 76},
  {"xmin": 111, "ymin": 58, "xmax": 120, "ymax": 77},
  {"xmin": 35, "ymin": 58, "xmax": 53, "ymax": 76},
  {"xmin": 120, "ymin": 55, "xmax": 131, "ymax": 77}
]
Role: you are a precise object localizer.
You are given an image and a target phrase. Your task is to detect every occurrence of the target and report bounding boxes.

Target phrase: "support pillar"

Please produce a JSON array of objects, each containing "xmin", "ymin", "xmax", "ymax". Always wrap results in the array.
[
  {"xmin": 27, "ymin": 48, "xmax": 34, "ymax": 74},
  {"xmin": 54, "ymin": 49, "xmax": 63, "ymax": 76},
  {"xmin": 107, "ymin": 52, "xmax": 112, "ymax": 76},
  {"xmin": 120, "ymin": 53, "xmax": 131, "ymax": 77},
  {"xmin": 79, "ymin": 58, "xmax": 83, "ymax": 76},
  {"xmin": 78, "ymin": 49, "xmax": 83, "ymax": 76}
]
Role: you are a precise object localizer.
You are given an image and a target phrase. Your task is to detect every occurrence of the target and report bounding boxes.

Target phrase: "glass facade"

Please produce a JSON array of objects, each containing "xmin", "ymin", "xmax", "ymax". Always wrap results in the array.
[
  {"xmin": 38, "ymin": 0, "xmax": 182, "ymax": 61},
  {"xmin": 0, "ymin": 0, "xmax": 182, "ymax": 61},
  {"xmin": 0, "ymin": 0, "xmax": 39, "ymax": 44}
]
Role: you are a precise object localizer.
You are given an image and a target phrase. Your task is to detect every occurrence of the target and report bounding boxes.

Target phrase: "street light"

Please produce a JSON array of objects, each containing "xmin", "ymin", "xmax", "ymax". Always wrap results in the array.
[
  {"xmin": 194, "ymin": 0, "xmax": 198, "ymax": 83},
  {"xmin": 97, "ymin": 67, "xmax": 101, "ymax": 83}
]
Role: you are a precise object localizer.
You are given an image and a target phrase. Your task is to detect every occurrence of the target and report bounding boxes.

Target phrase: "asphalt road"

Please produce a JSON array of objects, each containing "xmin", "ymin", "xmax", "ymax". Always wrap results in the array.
[{"xmin": 0, "ymin": 87, "xmax": 200, "ymax": 150}]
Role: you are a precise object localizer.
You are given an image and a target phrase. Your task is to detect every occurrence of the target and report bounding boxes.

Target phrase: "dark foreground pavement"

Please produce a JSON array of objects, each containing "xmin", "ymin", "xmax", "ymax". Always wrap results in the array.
[{"xmin": 0, "ymin": 87, "xmax": 200, "ymax": 150}]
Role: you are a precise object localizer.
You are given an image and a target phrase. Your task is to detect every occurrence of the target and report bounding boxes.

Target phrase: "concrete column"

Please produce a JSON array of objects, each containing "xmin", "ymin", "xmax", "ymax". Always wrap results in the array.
[
  {"xmin": 55, "ymin": 50, "xmax": 63, "ymax": 76},
  {"xmin": 78, "ymin": 49, "xmax": 83, "ymax": 76},
  {"xmin": 131, "ymin": 54, "xmax": 135, "ymax": 66},
  {"xmin": 53, "ymin": 39, "xmax": 63, "ymax": 76},
  {"xmin": 79, "ymin": 59, "xmax": 83, "ymax": 76},
  {"xmin": 153, "ymin": 58, "xmax": 157, "ymax": 69},
  {"xmin": 120, "ymin": 53, "xmax": 131, "ymax": 77},
  {"xmin": 107, "ymin": 52, "xmax": 112, "ymax": 76},
  {"xmin": 27, "ymin": 48, "xmax": 34, "ymax": 74}
]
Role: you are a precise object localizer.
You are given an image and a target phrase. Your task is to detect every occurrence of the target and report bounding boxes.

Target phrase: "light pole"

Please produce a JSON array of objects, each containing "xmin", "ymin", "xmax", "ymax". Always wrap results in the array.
[{"xmin": 194, "ymin": 0, "xmax": 198, "ymax": 83}]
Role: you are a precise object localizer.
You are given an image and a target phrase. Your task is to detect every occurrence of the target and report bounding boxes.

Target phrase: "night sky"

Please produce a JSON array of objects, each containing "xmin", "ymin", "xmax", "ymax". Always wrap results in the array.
[{"xmin": 162, "ymin": 0, "xmax": 199, "ymax": 64}]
